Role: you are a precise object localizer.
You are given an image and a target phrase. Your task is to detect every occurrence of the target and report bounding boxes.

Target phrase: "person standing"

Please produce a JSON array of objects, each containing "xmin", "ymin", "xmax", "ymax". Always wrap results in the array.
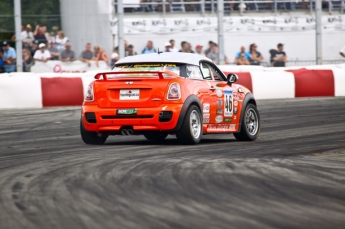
[
  {"xmin": 2, "ymin": 41, "xmax": 16, "ymax": 73},
  {"xmin": 164, "ymin": 42, "xmax": 171, "ymax": 53},
  {"xmin": 141, "ymin": 40, "xmax": 156, "ymax": 54},
  {"xmin": 235, "ymin": 46, "xmax": 251, "ymax": 63},
  {"xmin": 47, "ymin": 42, "xmax": 59, "ymax": 60},
  {"xmin": 235, "ymin": 53, "xmax": 250, "ymax": 65},
  {"xmin": 249, "ymin": 43, "xmax": 263, "ymax": 65},
  {"xmin": 195, "ymin": 44, "xmax": 205, "ymax": 56},
  {"xmin": 21, "ymin": 24, "xmax": 34, "ymax": 48},
  {"xmin": 22, "ymin": 48, "xmax": 34, "ymax": 72},
  {"xmin": 110, "ymin": 46, "xmax": 119, "ymax": 66},
  {"xmin": 270, "ymin": 43, "xmax": 287, "ymax": 67},
  {"xmin": 79, "ymin": 43, "xmax": 94, "ymax": 66},
  {"xmin": 169, "ymin": 39, "xmax": 178, "ymax": 52},
  {"xmin": 55, "ymin": 31, "xmax": 69, "ymax": 52},
  {"xmin": 34, "ymin": 43, "xmax": 51, "ymax": 63},
  {"xmin": 179, "ymin": 41, "xmax": 188, "ymax": 53},
  {"xmin": 59, "ymin": 43, "xmax": 76, "ymax": 62},
  {"xmin": 33, "ymin": 25, "xmax": 48, "ymax": 45},
  {"xmin": 207, "ymin": 43, "xmax": 230, "ymax": 65},
  {"xmin": 95, "ymin": 48, "xmax": 109, "ymax": 67},
  {"xmin": 125, "ymin": 44, "xmax": 137, "ymax": 57}
]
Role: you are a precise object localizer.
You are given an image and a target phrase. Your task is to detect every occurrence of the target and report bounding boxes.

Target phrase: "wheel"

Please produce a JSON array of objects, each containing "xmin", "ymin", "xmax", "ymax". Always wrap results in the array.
[
  {"xmin": 80, "ymin": 120, "xmax": 107, "ymax": 145},
  {"xmin": 176, "ymin": 105, "xmax": 202, "ymax": 144},
  {"xmin": 144, "ymin": 132, "xmax": 168, "ymax": 141},
  {"xmin": 234, "ymin": 103, "xmax": 260, "ymax": 141}
]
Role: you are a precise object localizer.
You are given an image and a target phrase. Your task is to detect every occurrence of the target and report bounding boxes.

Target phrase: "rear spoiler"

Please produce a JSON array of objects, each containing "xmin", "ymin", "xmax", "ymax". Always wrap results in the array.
[{"xmin": 94, "ymin": 71, "xmax": 179, "ymax": 80}]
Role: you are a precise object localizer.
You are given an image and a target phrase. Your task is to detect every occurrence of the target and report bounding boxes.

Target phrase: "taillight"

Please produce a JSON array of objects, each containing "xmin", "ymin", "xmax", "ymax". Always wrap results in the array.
[
  {"xmin": 167, "ymin": 82, "xmax": 181, "ymax": 100},
  {"xmin": 85, "ymin": 84, "xmax": 94, "ymax": 102}
]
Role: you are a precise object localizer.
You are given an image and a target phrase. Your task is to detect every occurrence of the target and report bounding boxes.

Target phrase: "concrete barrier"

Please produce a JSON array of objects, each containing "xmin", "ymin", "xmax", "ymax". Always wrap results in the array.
[{"xmin": 0, "ymin": 66, "xmax": 344, "ymax": 109}]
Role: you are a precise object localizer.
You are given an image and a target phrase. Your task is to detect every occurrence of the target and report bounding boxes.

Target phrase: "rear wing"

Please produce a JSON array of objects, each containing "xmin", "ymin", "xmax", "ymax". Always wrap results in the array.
[{"xmin": 94, "ymin": 71, "xmax": 179, "ymax": 80}]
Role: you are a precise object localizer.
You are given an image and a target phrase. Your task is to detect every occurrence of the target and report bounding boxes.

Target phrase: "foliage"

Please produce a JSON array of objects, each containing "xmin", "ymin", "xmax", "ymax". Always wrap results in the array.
[{"xmin": 0, "ymin": 0, "xmax": 61, "ymax": 33}]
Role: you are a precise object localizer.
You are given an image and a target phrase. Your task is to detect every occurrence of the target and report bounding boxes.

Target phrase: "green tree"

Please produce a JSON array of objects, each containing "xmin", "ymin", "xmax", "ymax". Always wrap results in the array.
[{"xmin": 0, "ymin": 0, "xmax": 60, "ymax": 32}]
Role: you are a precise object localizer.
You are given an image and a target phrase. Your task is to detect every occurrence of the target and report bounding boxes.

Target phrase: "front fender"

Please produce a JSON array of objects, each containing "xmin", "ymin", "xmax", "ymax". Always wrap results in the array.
[{"xmin": 237, "ymin": 93, "xmax": 257, "ymax": 133}]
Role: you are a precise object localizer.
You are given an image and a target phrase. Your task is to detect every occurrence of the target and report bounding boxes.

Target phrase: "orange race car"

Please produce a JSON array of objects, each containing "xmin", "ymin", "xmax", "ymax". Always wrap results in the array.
[{"xmin": 80, "ymin": 52, "xmax": 260, "ymax": 145}]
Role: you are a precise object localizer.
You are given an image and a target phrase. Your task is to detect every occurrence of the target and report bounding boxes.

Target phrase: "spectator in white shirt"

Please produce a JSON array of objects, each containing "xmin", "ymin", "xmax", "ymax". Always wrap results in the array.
[
  {"xmin": 34, "ymin": 43, "xmax": 51, "ymax": 62},
  {"xmin": 169, "ymin": 39, "xmax": 179, "ymax": 52},
  {"xmin": 55, "ymin": 31, "xmax": 69, "ymax": 52},
  {"xmin": 340, "ymin": 46, "xmax": 345, "ymax": 58},
  {"xmin": 164, "ymin": 42, "xmax": 171, "ymax": 52},
  {"xmin": 195, "ymin": 45, "xmax": 205, "ymax": 56},
  {"xmin": 21, "ymin": 24, "xmax": 34, "ymax": 48}
]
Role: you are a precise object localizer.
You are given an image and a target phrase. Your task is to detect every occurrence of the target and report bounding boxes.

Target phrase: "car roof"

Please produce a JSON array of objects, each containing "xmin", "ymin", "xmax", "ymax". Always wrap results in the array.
[{"xmin": 115, "ymin": 52, "xmax": 213, "ymax": 66}]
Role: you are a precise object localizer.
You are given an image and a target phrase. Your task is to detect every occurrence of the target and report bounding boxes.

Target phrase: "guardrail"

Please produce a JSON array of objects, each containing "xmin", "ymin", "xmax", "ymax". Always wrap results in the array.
[{"xmin": 116, "ymin": 0, "xmax": 345, "ymax": 15}]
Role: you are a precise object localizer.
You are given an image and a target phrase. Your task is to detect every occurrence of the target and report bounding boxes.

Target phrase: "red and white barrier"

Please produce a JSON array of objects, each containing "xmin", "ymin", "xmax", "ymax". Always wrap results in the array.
[{"xmin": 0, "ymin": 67, "xmax": 344, "ymax": 109}]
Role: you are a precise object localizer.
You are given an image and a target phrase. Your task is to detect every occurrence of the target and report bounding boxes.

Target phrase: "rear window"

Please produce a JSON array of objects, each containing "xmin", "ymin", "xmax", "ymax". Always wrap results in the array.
[{"xmin": 112, "ymin": 63, "xmax": 202, "ymax": 79}]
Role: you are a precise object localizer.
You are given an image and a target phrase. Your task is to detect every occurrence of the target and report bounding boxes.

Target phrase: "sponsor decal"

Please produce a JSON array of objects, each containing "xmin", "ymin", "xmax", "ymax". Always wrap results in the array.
[
  {"xmin": 224, "ymin": 118, "xmax": 232, "ymax": 122},
  {"xmin": 117, "ymin": 109, "xmax": 137, "ymax": 115},
  {"xmin": 203, "ymin": 118, "xmax": 210, "ymax": 124},
  {"xmin": 224, "ymin": 90, "xmax": 233, "ymax": 117},
  {"xmin": 217, "ymin": 99, "xmax": 222, "ymax": 107},
  {"xmin": 207, "ymin": 124, "xmax": 236, "ymax": 131},
  {"xmin": 216, "ymin": 89, "xmax": 222, "ymax": 97},
  {"xmin": 203, "ymin": 114, "xmax": 210, "ymax": 118},
  {"xmin": 234, "ymin": 101, "xmax": 238, "ymax": 106},
  {"xmin": 234, "ymin": 107, "xmax": 238, "ymax": 114},
  {"xmin": 238, "ymin": 87, "xmax": 244, "ymax": 93},
  {"xmin": 203, "ymin": 103, "xmax": 210, "ymax": 113},
  {"xmin": 234, "ymin": 116, "xmax": 237, "ymax": 120},
  {"xmin": 119, "ymin": 89, "xmax": 140, "ymax": 100},
  {"xmin": 216, "ymin": 109, "xmax": 223, "ymax": 115},
  {"xmin": 215, "ymin": 115, "xmax": 223, "ymax": 123}
]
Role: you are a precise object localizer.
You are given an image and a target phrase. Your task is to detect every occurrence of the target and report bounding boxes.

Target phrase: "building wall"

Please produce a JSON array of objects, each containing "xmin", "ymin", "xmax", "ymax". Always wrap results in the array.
[{"xmin": 60, "ymin": 0, "xmax": 113, "ymax": 60}]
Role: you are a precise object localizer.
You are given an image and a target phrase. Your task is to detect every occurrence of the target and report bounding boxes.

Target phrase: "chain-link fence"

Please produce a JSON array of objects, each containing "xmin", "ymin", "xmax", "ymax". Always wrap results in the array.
[{"xmin": 0, "ymin": 0, "xmax": 61, "ymax": 43}]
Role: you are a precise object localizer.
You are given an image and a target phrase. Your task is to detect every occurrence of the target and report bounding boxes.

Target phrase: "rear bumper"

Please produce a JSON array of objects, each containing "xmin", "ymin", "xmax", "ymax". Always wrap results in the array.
[{"xmin": 81, "ymin": 103, "xmax": 183, "ymax": 133}]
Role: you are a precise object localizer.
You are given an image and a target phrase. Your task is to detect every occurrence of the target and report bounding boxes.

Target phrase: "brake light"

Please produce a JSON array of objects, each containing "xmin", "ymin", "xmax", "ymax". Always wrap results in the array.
[
  {"xmin": 85, "ymin": 84, "xmax": 94, "ymax": 101},
  {"xmin": 167, "ymin": 82, "xmax": 181, "ymax": 100}
]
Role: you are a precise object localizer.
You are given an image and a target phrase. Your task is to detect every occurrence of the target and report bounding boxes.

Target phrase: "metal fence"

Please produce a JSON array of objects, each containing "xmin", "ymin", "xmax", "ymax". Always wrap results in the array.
[
  {"xmin": 118, "ymin": 0, "xmax": 345, "ymax": 15},
  {"xmin": 0, "ymin": 0, "xmax": 61, "ymax": 42}
]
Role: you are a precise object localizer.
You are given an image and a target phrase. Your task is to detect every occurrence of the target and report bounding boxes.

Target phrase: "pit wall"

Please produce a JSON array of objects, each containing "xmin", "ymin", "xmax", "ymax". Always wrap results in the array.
[{"xmin": 0, "ymin": 65, "xmax": 344, "ymax": 109}]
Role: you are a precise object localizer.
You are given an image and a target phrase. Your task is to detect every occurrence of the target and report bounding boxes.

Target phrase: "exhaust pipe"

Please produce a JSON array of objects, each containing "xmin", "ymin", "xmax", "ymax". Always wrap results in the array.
[{"xmin": 121, "ymin": 129, "xmax": 134, "ymax": 135}]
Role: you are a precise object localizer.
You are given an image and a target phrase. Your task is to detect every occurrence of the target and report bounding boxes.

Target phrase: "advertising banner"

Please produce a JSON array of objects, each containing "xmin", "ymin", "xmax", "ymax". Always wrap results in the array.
[
  {"xmin": 111, "ymin": 15, "xmax": 345, "ymax": 34},
  {"xmin": 31, "ymin": 61, "xmax": 110, "ymax": 73}
]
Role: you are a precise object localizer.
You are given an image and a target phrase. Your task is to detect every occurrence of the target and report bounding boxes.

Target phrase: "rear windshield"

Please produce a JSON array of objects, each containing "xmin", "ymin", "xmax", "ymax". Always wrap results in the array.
[{"xmin": 112, "ymin": 63, "xmax": 202, "ymax": 79}]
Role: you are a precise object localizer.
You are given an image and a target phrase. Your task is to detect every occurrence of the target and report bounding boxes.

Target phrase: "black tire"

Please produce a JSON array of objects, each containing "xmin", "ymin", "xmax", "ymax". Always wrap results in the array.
[
  {"xmin": 176, "ymin": 105, "xmax": 202, "ymax": 145},
  {"xmin": 234, "ymin": 103, "xmax": 260, "ymax": 141},
  {"xmin": 144, "ymin": 132, "xmax": 168, "ymax": 141},
  {"xmin": 80, "ymin": 120, "xmax": 107, "ymax": 145}
]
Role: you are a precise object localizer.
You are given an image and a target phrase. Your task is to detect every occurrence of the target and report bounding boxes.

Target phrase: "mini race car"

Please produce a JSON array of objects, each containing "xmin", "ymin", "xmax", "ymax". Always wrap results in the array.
[{"xmin": 80, "ymin": 52, "xmax": 260, "ymax": 145}]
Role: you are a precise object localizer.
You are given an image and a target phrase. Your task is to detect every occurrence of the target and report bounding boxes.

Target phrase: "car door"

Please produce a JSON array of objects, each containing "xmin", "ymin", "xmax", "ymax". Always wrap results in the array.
[
  {"xmin": 200, "ymin": 62, "xmax": 237, "ymax": 132},
  {"xmin": 184, "ymin": 64, "xmax": 213, "ymax": 125}
]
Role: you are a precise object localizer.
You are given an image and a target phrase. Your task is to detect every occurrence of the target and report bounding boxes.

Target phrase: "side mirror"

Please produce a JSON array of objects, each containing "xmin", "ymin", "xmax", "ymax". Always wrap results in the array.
[{"xmin": 227, "ymin": 73, "xmax": 238, "ymax": 86}]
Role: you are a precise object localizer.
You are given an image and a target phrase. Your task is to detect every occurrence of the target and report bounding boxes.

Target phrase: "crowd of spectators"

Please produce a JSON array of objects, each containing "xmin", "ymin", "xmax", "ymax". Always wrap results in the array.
[
  {"xmin": 0, "ymin": 24, "xmax": 110, "ymax": 73},
  {"xmin": 129, "ymin": 39, "xmax": 287, "ymax": 67}
]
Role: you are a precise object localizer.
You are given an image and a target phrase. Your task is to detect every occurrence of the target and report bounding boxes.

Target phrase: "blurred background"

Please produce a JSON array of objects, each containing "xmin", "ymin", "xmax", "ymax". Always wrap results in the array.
[{"xmin": 0, "ymin": 0, "xmax": 344, "ymax": 72}]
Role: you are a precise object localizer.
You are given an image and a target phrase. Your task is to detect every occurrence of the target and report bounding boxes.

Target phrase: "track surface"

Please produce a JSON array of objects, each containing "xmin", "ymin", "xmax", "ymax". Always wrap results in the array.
[{"xmin": 0, "ymin": 98, "xmax": 345, "ymax": 229}]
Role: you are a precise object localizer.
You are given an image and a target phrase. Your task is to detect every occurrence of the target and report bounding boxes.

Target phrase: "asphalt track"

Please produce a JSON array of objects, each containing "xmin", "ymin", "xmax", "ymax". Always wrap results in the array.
[{"xmin": 0, "ymin": 97, "xmax": 345, "ymax": 229}]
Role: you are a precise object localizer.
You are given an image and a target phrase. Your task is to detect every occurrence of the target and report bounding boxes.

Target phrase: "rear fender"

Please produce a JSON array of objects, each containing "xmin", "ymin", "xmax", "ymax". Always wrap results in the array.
[{"xmin": 172, "ymin": 95, "xmax": 202, "ymax": 131}]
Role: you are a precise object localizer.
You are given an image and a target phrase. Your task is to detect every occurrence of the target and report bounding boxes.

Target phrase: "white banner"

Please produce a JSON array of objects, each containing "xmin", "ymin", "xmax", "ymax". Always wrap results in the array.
[
  {"xmin": 31, "ymin": 61, "xmax": 110, "ymax": 73},
  {"xmin": 111, "ymin": 15, "xmax": 345, "ymax": 34}
]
